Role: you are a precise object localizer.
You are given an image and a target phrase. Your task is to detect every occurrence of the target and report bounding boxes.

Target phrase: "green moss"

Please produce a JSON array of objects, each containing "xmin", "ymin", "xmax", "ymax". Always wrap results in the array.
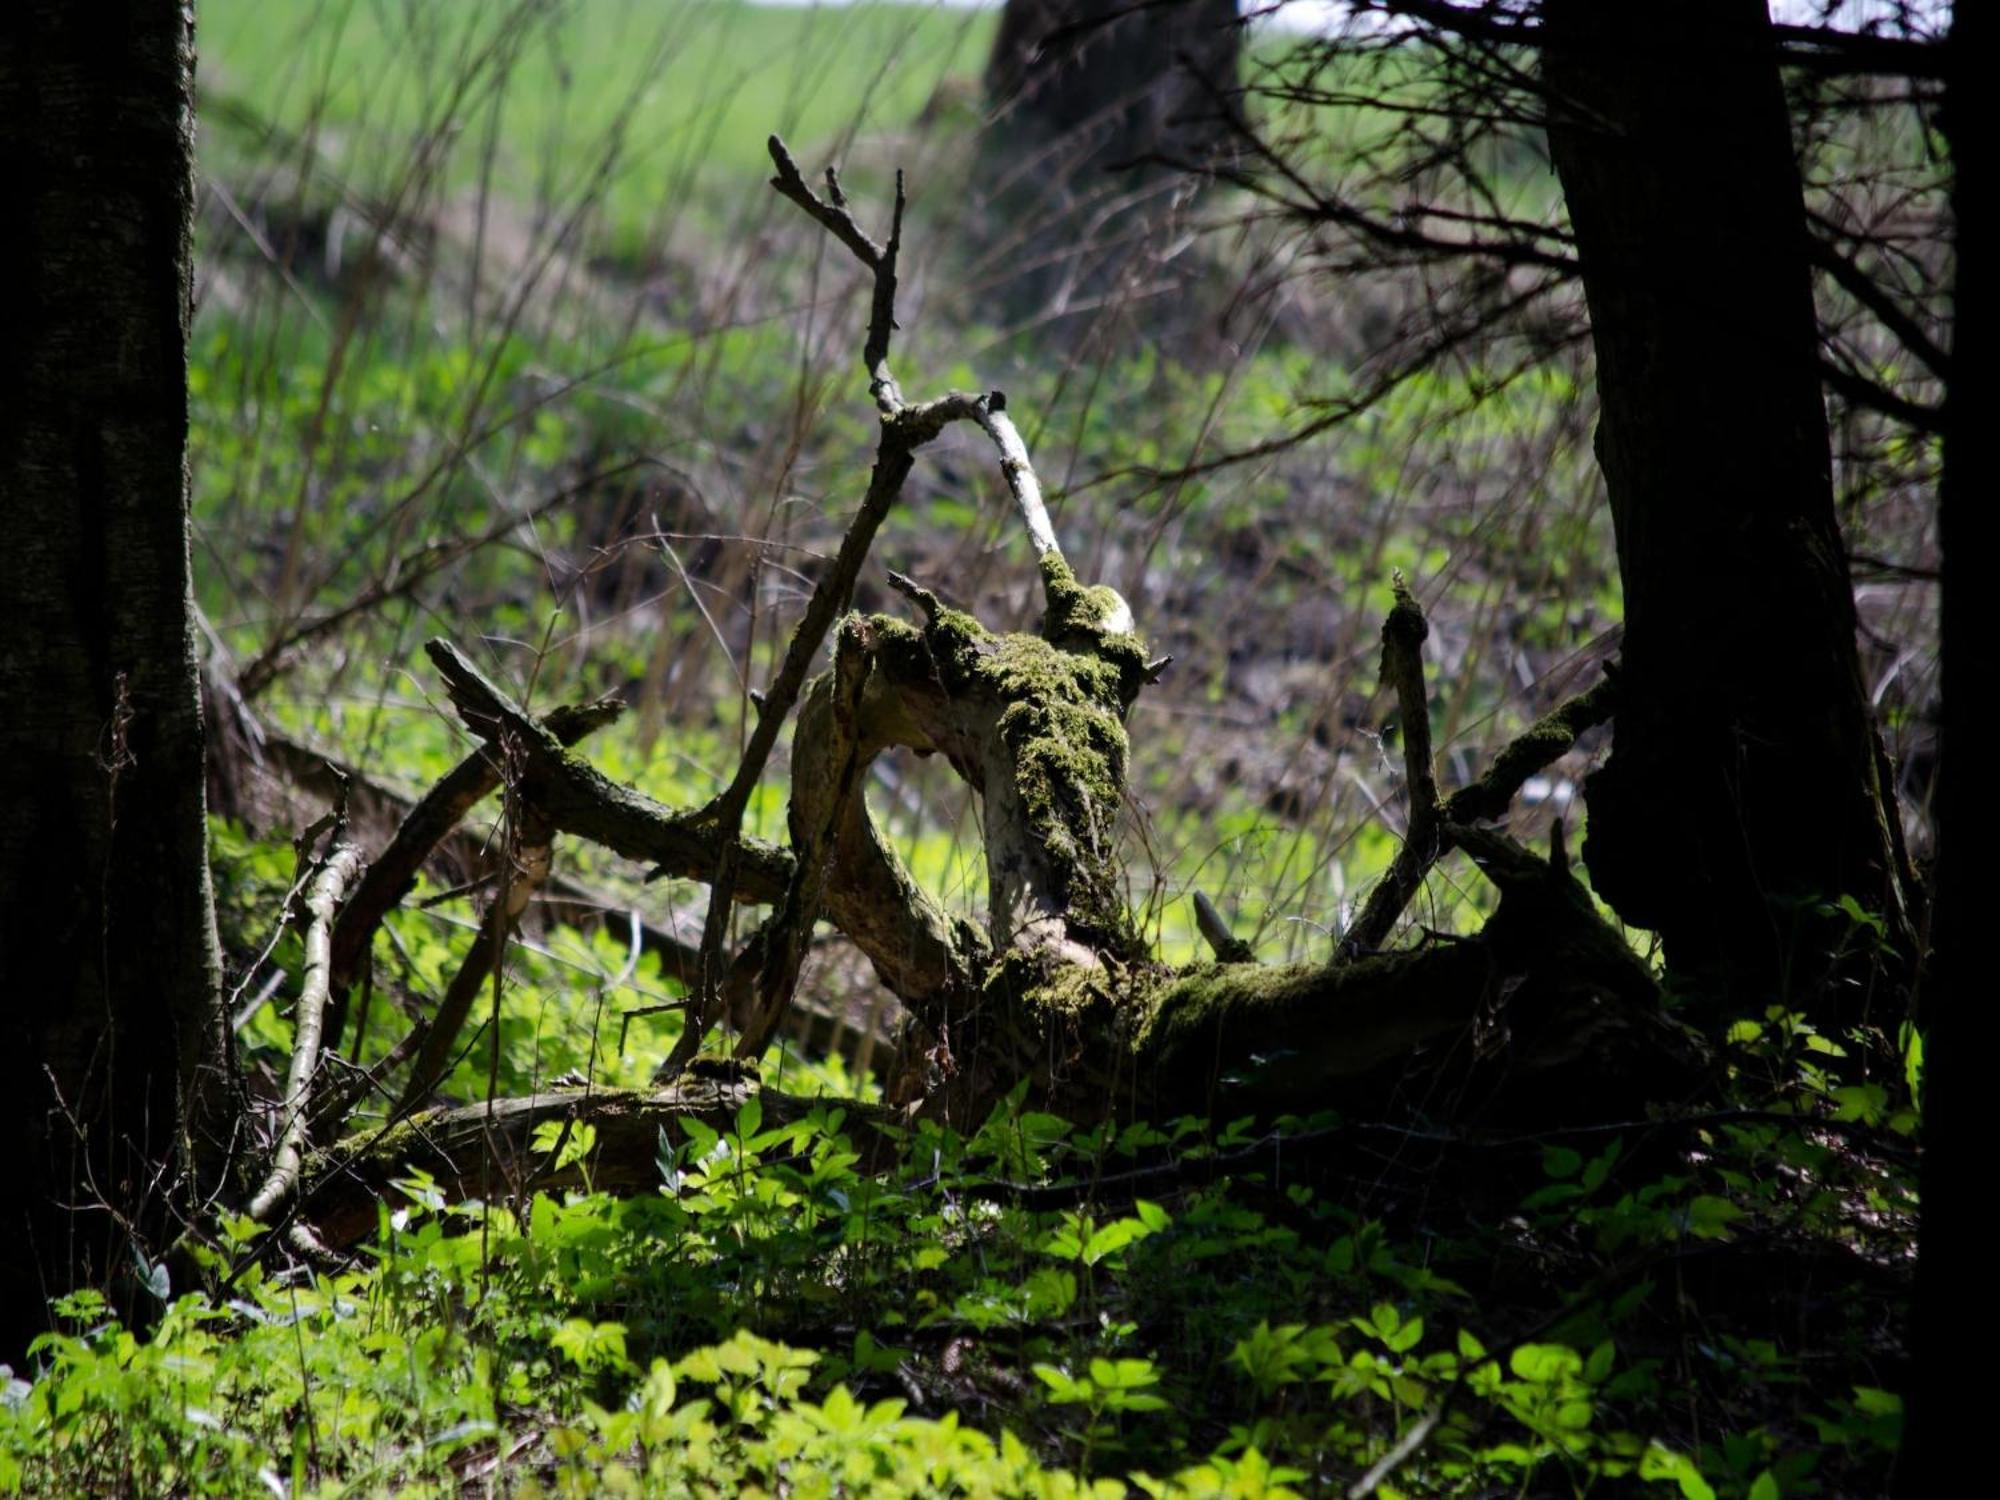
[
  {"xmin": 853, "ymin": 556, "xmax": 1157, "ymax": 957},
  {"xmin": 982, "ymin": 632, "xmax": 1135, "ymax": 950},
  {"xmin": 860, "ymin": 609, "xmax": 989, "ymax": 689},
  {"xmin": 329, "ymin": 1110, "xmax": 430, "ymax": 1179},
  {"xmin": 1037, "ymin": 552, "xmax": 1090, "ymax": 624},
  {"xmin": 1135, "ymin": 961, "xmax": 1314, "ymax": 1057}
]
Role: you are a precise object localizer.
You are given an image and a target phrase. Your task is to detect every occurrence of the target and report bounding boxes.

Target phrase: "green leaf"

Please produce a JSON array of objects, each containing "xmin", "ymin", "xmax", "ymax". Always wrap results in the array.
[
  {"xmin": 1639, "ymin": 1442, "xmax": 1716, "ymax": 1500},
  {"xmin": 1033, "ymin": 1363, "xmax": 1088, "ymax": 1403},
  {"xmin": 1541, "ymin": 1145, "xmax": 1583, "ymax": 1179},
  {"xmin": 1510, "ymin": 1343, "xmax": 1583, "ymax": 1384},
  {"xmin": 1580, "ymin": 1139, "xmax": 1623, "ymax": 1192},
  {"xmin": 1830, "ymin": 1085, "xmax": 1886, "ymax": 1125},
  {"xmin": 1852, "ymin": 1386, "xmax": 1903, "ymax": 1417},
  {"xmin": 1685, "ymin": 1195, "xmax": 1745, "ymax": 1241}
]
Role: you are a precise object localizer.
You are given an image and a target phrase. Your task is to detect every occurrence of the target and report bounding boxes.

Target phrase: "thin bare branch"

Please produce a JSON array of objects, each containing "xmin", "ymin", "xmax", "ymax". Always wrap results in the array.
[
  {"xmin": 395, "ymin": 801, "xmax": 554, "ymax": 1114},
  {"xmin": 325, "ymin": 696, "xmax": 624, "ymax": 1054},
  {"xmin": 766, "ymin": 134, "xmax": 905, "ymax": 413},
  {"xmin": 248, "ymin": 840, "xmax": 367, "ymax": 1221},
  {"xmin": 974, "ymin": 393, "xmax": 1062, "ymax": 561}
]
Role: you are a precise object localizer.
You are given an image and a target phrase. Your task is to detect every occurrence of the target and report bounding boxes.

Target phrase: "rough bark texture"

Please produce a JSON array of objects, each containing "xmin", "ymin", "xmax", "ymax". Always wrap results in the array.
[
  {"xmin": 1903, "ymin": 7, "xmax": 1974, "ymax": 1489},
  {"xmin": 1543, "ymin": 0, "xmax": 1908, "ymax": 1017},
  {"xmin": 0, "ymin": 0, "xmax": 232, "ymax": 1356}
]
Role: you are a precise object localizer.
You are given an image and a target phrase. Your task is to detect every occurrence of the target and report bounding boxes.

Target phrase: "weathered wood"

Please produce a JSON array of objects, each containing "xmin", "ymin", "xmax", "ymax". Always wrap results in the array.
[
  {"xmin": 324, "ymin": 696, "xmax": 625, "ymax": 1054},
  {"xmin": 425, "ymin": 640, "xmax": 794, "ymax": 902},
  {"xmin": 248, "ymin": 841, "xmax": 366, "ymax": 1221}
]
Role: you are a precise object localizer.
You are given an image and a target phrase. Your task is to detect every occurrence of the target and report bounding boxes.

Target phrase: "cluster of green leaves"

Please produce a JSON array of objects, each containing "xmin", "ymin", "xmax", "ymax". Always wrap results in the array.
[{"xmin": 4, "ymin": 1078, "xmax": 1909, "ymax": 1497}]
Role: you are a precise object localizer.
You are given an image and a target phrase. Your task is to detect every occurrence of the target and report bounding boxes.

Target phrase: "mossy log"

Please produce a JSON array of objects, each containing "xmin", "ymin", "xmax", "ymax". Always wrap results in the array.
[
  {"xmin": 425, "ymin": 544, "xmax": 1703, "ymax": 1143},
  {"xmin": 245, "ymin": 146, "xmax": 1714, "ymax": 1264}
]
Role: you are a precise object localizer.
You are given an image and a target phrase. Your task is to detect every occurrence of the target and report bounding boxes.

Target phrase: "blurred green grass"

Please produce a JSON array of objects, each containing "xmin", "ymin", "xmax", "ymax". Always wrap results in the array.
[{"xmin": 199, "ymin": 0, "xmax": 995, "ymax": 237}]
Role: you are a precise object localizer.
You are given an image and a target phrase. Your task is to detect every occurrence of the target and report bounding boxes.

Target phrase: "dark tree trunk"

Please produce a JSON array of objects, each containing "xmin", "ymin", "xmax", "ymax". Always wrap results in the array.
[
  {"xmin": 0, "ymin": 1, "xmax": 234, "ymax": 1357},
  {"xmin": 982, "ymin": 0, "xmax": 1241, "ymax": 317},
  {"xmin": 1902, "ymin": 3, "xmax": 1975, "ymax": 1489},
  {"xmin": 987, "ymin": 0, "xmax": 1240, "ymax": 175},
  {"xmin": 1542, "ymin": 0, "xmax": 1908, "ymax": 1019}
]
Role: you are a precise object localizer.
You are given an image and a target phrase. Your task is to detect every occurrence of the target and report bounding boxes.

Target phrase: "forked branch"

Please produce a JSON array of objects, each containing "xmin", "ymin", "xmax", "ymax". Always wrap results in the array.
[
  {"xmin": 766, "ymin": 134, "xmax": 906, "ymax": 413},
  {"xmin": 1342, "ymin": 575, "xmax": 1615, "ymax": 957}
]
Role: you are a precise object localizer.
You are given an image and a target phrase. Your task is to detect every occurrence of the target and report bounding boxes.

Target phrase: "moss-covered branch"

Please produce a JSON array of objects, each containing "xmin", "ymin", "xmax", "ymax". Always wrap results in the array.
[{"xmin": 1444, "ymin": 675, "xmax": 1615, "ymax": 826}]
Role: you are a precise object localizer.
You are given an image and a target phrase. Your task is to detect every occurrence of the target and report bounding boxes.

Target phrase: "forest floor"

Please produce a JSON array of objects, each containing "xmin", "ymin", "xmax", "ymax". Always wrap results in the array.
[{"xmin": 0, "ymin": 3, "xmax": 1928, "ymax": 1495}]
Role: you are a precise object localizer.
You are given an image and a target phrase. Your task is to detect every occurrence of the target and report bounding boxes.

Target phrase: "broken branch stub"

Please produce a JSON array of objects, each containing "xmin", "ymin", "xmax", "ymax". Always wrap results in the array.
[{"xmin": 1340, "ymin": 572, "xmax": 1616, "ymax": 961}]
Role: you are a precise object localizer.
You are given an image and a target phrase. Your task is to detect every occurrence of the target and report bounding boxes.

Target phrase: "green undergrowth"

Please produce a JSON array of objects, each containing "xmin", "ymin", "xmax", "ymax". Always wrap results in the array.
[
  {"xmin": 12, "ymin": 836, "xmax": 1925, "ymax": 1500},
  {"xmin": 1, "ymin": 1037, "xmax": 1914, "ymax": 1496}
]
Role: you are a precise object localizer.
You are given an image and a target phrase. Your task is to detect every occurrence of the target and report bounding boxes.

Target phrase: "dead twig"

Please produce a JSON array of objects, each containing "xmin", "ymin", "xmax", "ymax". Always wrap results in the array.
[
  {"xmin": 248, "ymin": 838, "xmax": 367, "ymax": 1222},
  {"xmin": 1343, "ymin": 573, "xmax": 1444, "ymax": 956},
  {"xmin": 324, "ymin": 696, "xmax": 623, "ymax": 1056},
  {"xmin": 395, "ymin": 800, "xmax": 554, "ymax": 1114}
]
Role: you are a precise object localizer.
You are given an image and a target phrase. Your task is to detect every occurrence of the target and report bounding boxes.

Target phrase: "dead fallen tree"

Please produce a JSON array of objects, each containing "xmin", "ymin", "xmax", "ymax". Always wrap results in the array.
[{"xmin": 248, "ymin": 138, "xmax": 1706, "ymax": 1250}]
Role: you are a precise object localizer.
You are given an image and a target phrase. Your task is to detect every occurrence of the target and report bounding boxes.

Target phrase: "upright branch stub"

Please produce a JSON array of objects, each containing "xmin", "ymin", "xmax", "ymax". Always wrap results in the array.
[
  {"xmin": 1339, "ymin": 574, "xmax": 1617, "ymax": 961},
  {"xmin": 1341, "ymin": 572, "xmax": 1443, "ymax": 957},
  {"xmin": 767, "ymin": 135, "xmax": 905, "ymax": 414}
]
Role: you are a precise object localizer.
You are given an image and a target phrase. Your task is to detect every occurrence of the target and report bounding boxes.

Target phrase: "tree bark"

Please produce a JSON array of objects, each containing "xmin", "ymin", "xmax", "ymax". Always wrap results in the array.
[
  {"xmin": 1902, "ymin": 4, "xmax": 1975, "ymax": 1489},
  {"xmin": 1543, "ymin": 0, "xmax": 1909, "ymax": 1019},
  {"xmin": 0, "ymin": 0, "xmax": 232, "ymax": 1357},
  {"xmin": 982, "ymin": 0, "xmax": 1241, "ymax": 316},
  {"xmin": 987, "ymin": 0, "xmax": 1240, "ymax": 175}
]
